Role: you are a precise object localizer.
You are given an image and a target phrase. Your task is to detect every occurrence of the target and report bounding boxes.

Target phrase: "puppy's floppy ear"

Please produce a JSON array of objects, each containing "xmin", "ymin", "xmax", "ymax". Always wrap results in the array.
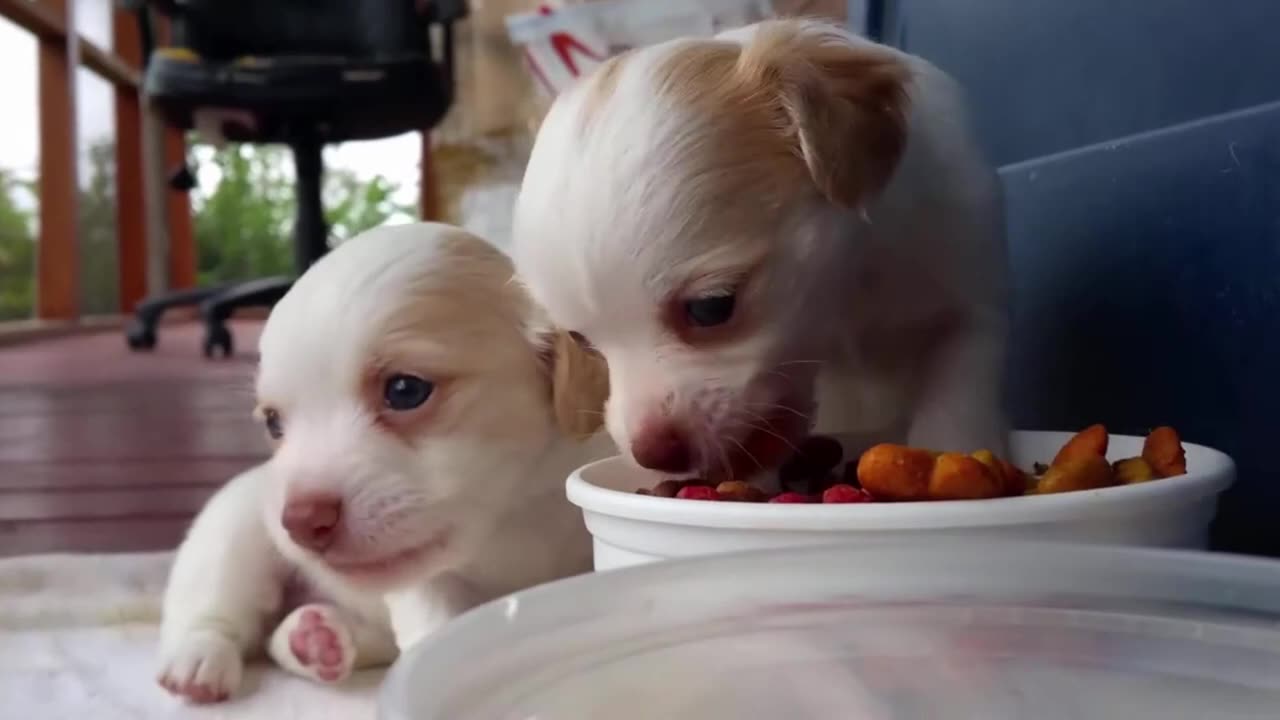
[
  {"xmin": 538, "ymin": 330, "xmax": 610, "ymax": 441},
  {"xmin": 736, "ymin": 20, "xmax": 912, "ymax": 208}
]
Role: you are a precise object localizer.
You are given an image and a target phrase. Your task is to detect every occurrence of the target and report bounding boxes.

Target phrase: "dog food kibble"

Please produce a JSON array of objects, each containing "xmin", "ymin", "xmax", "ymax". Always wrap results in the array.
[
  {"xmin": 636, "ymin": 424, "xmax": 1188, "ymax": 504},
  {"xmin": 1113, "ymin": 456, "xmax": 1156, "ymax": 484},
  {"xmin": 716, "ymin": 480, "xmax": 766, "ymax": 502},
  {"xmin": 769, "ymin": 492, "xmax": 815, "ymax": 504},
  {"xmin": 675, "ymin": 485, "xmax": 720, "ymax": 501},
  {"xmin": 856, "ymin": 444, "xmax": 936, "ymax": 501},
  {"xmin": 1052, "ymin": 423, "xmax": 1108, "ymax": 466},
  {"xmin": 1143, "ymin": 426, "xmax": 1187, "ymax": 478},
  {"xmin": 929, "ymin": 452, "xmax": 1007, "ymax": 500},
  {"xmin": 821, "ymin": 484, "xmax": 872, "ymax": 504},
  {"xmin": 1035, "ymin": 455, "xmax": 1116, "ymax": 494}
]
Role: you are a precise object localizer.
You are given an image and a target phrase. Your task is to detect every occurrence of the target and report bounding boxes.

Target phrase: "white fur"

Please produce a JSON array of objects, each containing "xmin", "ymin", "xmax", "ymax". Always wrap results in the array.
[
  {"xmin": 157, "ymin": 223, "xmax": 613, "ymax": 704},
  {"xmin": 513, "ymin": 19, "xmax": 1009, "ymax": 476}
]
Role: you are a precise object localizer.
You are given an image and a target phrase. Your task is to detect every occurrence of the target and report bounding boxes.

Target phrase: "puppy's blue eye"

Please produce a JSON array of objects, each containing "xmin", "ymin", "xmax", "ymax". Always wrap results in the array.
[
  {"xmin": 683, "ymin": 294, "xmax": 736, "ymax": 328},
  {"xmin": 384, "ymin": 374, "xmax": 434, "ymax": 411}
]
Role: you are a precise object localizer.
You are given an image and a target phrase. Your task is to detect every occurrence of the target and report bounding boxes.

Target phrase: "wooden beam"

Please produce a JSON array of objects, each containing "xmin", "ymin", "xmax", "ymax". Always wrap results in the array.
[
  {"xmin": 81, "ymin": 39, "xmax": 140, "ymax": 88},
  {"xmin": 35, "ymin": 7, "xmax": 80, "ymax": 320},
  {"xmin": 419, "ymin": 131, "xmax": 441, "ymax": 221},
  {"xmin": 114, "ymin": 10, "xmax": 147, "ymax": 312},
  {"xmin": 165, "ymin": 128, "xmax": 196, "ymax": 290},
  {"xmin": 2, "ymin": 0, "xmax": 139, "ymax": 88},
  {"xmin": 0, "ymin": 0, "xmax": 64, "ymax": 38}
]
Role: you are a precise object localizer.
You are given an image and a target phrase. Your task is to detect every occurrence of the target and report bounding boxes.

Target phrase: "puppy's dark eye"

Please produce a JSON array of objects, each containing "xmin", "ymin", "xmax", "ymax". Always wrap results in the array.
[
  {"xmin": 263, "ymin": 408, "xmax": 284, "ymax": 440},
  {"xmin": 384, "ymin": 374, "xmax": 434, "ymax": 411},
  {"xmin": 683, "ymin": 293, "xmax": 736, "ymax": 328}
]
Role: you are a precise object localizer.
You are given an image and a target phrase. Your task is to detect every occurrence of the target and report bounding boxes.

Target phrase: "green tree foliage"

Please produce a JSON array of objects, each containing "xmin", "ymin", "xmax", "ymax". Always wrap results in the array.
[
  {"xmin": 80, "ymin": 140, "xmax": 120, "ymax": 316},
  {"xmin": 0, "ymin": 169, "xmax": 36, "ymax": 322},
  {"xmin": 0, "ymin": 141, "xmax": 414, "ymax": 319},
  {"xmin": 194, "ymin": 143, "xmax": 414, "ymax": 286}
]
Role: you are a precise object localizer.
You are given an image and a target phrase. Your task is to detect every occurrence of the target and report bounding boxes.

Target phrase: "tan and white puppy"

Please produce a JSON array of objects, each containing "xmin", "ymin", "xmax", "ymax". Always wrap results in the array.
[
  {"xmin": 156, "ymin": 223, "xmax": 611, "ymax": 704},
  {"xmin": 512, "ymin": 18, "xmax": 1008, "ymax": 480}
]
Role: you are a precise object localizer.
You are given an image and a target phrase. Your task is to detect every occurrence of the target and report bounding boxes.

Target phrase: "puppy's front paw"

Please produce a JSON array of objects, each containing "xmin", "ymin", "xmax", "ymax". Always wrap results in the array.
[
  {"xmin": 269, "ymin": 604, "xmax": 356, "ymax": 684},
  {"xmin": 157, "ymin": 630, "xmax": 243, "ymax": 704}
]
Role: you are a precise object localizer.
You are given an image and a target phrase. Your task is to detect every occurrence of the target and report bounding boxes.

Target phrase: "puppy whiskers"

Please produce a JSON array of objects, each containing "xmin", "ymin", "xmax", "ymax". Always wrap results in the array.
[
  {"xmin": 747, "ymin": 401, "xmax": 808, "ymax": 421},
  {"xmin": 738, "ymin": 410, "xmax": 801, "ymax": 455},
  {"xmin": 725, "ymin": 435, "xmax": 765, "ymax": 475}
]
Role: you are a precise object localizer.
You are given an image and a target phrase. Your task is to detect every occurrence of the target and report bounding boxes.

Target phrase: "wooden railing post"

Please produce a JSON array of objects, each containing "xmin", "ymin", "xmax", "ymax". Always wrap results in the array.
[
  {"xmin": 34, "ymin": 0, "xmax": 80, "ymax": 320},
  {"xmin": 113, "ymin": 8, "xmax": 147, "ymax": 313}
]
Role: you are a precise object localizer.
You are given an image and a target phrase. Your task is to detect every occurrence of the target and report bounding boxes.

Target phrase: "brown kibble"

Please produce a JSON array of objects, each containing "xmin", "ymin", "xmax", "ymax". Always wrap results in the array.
[
  {"xmin": 1142, "ymin": 426, "xmax": 1187, "ymax": 478},
  {"xmin": 971, "ymin": 449, "xmax": 1029, "ymax": 497},
  {"xmin": 1113, "ymin": 456, "xmax": 1157, "ymax": 484},
  {"xmin": 1035, "ymin": 455, "xmax": 1117, "ymax": 494},
  {"xmin": 716, "ymin": 480, "xmax": 765, "ymax": 502},
  {"xmin": 857, "ymin": 444, "xmax": 935, "ymax": 502},
  {"xmin": 652, "ymin": 479, "xmax": 686, "ymax": 498},
  {"xmin": 929, "ymin": 452, "xmax": 1004, "ymax": 500},
  {"xmin": 1052, "ymin": 424, "xmax": 1109, "ymax": 467}
]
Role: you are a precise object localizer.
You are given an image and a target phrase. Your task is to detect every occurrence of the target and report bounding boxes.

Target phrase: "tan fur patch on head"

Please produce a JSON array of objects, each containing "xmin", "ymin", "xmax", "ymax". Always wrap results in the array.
[
  {"xmin": 547, "ymin": 330, "xmax": 610, "ymax": 440},
  {"xmin": 579, "ymin": 51, "xmax": 632, "ymax": 124},
  {"xmin": 653, "ymin": 20, "xmax": 912, "ymax": 209}
]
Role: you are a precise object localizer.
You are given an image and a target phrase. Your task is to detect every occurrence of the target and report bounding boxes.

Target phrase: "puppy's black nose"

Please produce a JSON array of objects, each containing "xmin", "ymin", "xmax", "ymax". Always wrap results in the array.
[
  {"xmin": 631, "ymin": 423, "xmax": 693, "ymax": 473},
  {"xmin": 281, "ymin": 496, "xmax": 342, "ymax": 553}
]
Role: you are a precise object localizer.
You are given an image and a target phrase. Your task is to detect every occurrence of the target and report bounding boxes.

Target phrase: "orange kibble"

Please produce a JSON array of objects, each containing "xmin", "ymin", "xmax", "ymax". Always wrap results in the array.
[
  {"xmin": 1142, "ymin": 426, "xmax": 1187, "ymax": 478},
  {"xmin": 1114, "ymin": 456, "xmax": 1157, "ymax": 484},
  {"xmin": 1035, "ymin": 455, "xmax": 1117, "ymax": 494},
  {"xmin": 715, "ymin": 480, "xmax": 765, "ymax": 502},
  {"xmin": 930, "ymin": 453, "xmax": 1004, "ymax": 500},
  {"xmin": 1052, "ymin": 424, "xmax": 1109, "ymax": 467},
  {"xmin": 856, "ymin": 444, "xmax": 936, "ymax": 502},
  {"xmin": 971, "ymin": 449, "xmax": 1029, "ymax": 497}
]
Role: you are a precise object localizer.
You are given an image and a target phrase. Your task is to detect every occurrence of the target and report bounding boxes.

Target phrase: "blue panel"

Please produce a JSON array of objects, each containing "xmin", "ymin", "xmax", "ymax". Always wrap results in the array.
[
  {"xmin": 877, "ymin": 0, "xmax": 1280, "ymax": 165},
  {"xmin": 1000, "ymin": 102, "xmax": 1280, "ymax": 556}
]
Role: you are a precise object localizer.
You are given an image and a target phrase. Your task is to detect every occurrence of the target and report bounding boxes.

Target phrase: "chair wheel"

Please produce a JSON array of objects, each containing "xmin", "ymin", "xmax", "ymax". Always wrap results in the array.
[
  {"xmin": 125, "ymin": 320, "xmax": 157, "ymax": 351},
  {"xmin": 203, "ymin": 324, "xmax": 233, "ymax": 358}
]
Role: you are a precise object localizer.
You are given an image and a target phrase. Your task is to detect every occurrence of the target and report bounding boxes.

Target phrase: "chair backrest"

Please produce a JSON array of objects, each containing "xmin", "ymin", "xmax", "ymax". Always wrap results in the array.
[
  {"xmin": 874, "ymin": 0, "xmax": 1280, "ymax": 166},
  {"xmin": 1000, "ymin": 103, "xmax": 1280, "ymax": 556},
  {"xmin": 169, "ymin": 0, "xmax": 427, "ymax": 60}
]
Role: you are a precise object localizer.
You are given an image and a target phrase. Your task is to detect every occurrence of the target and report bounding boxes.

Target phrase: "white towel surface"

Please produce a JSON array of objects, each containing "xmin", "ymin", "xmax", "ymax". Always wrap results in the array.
[{"xmin": 0, "ymin": 552, "xmax": 384, "ymax": 720}]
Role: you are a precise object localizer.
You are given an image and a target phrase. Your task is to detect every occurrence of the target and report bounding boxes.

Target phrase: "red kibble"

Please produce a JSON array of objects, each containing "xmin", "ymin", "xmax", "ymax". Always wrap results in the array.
[
  {"xmin": 676, "ymin": 485, "xmax": 721, "ymax": 501},
  {"xmin": 768, "ymin": 492, "xmax": 814, "ymax": 504},
  {"xmin": 821, "ymin": 484, "xmax": 873, "ymax": 504}
]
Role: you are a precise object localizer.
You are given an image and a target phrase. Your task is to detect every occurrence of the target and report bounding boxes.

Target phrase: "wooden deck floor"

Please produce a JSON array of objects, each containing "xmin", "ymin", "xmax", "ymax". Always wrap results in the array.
[{"xmin": 0, "ymin": 322, "xmax": 267, "ymax": 556}]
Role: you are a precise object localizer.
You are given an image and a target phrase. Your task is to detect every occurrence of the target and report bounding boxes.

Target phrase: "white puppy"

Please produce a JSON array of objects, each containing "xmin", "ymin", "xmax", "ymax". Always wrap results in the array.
[
  {"xmin": 156, "ymin": 223, "xmax": 611, "ymax": 704},
  {"xmin": 513, "ymin": 18, "xmax": 1008, "ymax": 480}
]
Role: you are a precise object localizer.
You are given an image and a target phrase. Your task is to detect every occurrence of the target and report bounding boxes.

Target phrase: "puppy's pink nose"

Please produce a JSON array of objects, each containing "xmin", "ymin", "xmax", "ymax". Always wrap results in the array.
[
  {"xmin": 630, "ymin": 423, "xmax": 693, "ymax": 473},
  {"xmin": 281, "ymin": 495, "xmax": 342, "ymax": 553}
]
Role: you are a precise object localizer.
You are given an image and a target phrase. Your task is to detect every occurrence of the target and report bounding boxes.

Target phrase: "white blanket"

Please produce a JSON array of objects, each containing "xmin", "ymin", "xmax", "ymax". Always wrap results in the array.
[{"xmin": 0, "ymin": 553, "xmax": 383, "ymax": 719}]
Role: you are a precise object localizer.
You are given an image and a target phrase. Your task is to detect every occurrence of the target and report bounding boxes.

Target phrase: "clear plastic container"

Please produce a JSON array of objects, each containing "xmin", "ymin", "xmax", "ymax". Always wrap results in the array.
[{"xmin": 381, "ymin": 541, "xmax": 1280, "ymax": 719}]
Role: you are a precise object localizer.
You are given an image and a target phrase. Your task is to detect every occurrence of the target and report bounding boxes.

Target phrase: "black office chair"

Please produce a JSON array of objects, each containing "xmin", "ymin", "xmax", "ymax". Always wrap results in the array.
[{"xmin": 122, "ymin": 0, "xmax": 467, "ymax": 357}]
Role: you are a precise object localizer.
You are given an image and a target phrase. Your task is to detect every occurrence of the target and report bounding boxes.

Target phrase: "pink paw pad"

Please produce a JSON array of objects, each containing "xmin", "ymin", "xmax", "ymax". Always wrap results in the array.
[
  {"xmin": 288, "ymin": 608, "xmax": 349, "ymax": 682},
  {"xmin": 165, "ymin": 680, "xmax": 228, "ymax": 704}
]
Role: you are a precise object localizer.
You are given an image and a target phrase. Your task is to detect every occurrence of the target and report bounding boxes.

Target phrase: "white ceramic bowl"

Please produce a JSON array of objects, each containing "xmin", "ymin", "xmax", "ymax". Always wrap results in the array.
[{"xmin": 567, "ymin": 430, "xmax": 1235, "ymax": 570}]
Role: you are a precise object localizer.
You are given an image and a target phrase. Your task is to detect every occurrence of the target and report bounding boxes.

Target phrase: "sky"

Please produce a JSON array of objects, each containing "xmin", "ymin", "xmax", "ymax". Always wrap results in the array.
[{"xmin": 0, "ymin": 5, "xmax": 421, "ymax": 204}]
